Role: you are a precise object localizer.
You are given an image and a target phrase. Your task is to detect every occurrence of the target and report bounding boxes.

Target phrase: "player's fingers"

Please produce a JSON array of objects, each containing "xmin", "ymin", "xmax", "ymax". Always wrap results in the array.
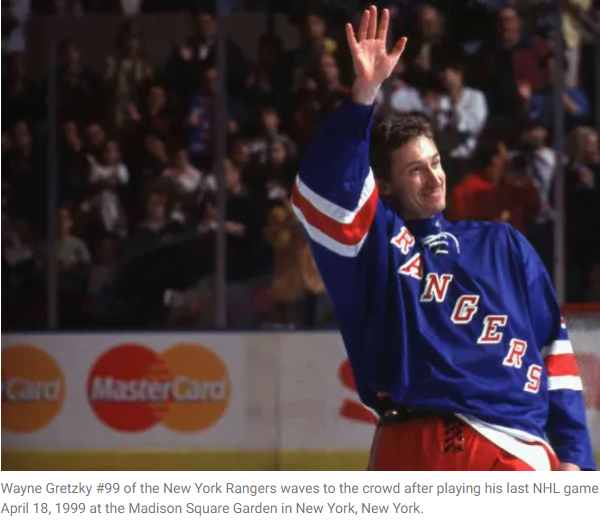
[
  {"xmin": 367, "ymin": 5, "xmax": 378, "ymax": 40},
  {"xmin": 358, "ymin": 10, "xmax": 369, "ymax": 41},
  {"xmin": 377, "ymin": 8, "xmax": 389, "ymax": 41},
  {"xmin": 346, "ymin": 23, "xmax": 359, "ymax": 55},
  {"xmin": 390, "ymin": 36, "xmax": 408, "ymax": 62}
]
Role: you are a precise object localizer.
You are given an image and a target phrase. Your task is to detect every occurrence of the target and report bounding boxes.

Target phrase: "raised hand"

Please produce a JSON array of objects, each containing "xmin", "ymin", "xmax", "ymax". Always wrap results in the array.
[{"xmin": 346, "ymin": 6, "xmax": 407, "ymax": 104}]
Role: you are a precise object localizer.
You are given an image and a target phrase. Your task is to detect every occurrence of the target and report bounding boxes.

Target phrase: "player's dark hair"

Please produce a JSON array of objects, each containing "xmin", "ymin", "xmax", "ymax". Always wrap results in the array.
[{"xmin": 370, "ymin": 112, "xmax": 434, "ymax": 182}]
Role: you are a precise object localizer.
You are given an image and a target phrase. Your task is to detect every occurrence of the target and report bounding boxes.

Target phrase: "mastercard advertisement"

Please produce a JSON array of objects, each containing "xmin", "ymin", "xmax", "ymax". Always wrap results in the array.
[
  {"xmin": 2, "ymin": 339, "xmax": 235, "ymax": 437},
  {"xmin": 2, "ymin": 345, "xmax": 66, "ymax": 434}
]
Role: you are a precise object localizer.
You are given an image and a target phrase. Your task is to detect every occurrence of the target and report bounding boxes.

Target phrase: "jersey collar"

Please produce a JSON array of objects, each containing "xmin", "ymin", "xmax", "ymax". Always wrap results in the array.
[{"xmin": 405, "ymin": 212, "xmax": 449, "ymax": 238}]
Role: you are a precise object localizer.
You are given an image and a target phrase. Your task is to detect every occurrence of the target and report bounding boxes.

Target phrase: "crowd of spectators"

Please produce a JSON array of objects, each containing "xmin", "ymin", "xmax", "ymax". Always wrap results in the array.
[{"xmin": 2, "ymin": 1, "xmax": 600, "ymax": 330}]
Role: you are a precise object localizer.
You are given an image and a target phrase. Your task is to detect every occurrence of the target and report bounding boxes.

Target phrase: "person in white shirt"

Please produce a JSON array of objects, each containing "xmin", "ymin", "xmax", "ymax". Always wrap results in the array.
[
  {"xmin": 430, "ymin": 58, "xmax": 488, "ymax": 160},
  {"xmin": 86, "ymin": 141, "xmax": 128, "ymax": 236},
  {"xmin": 162, "ymin": 147, "xmax": 203, "ymax": 195},
  {"xmin": 375, "ymin": 57, "xmax": 423, "ymax": 114}
]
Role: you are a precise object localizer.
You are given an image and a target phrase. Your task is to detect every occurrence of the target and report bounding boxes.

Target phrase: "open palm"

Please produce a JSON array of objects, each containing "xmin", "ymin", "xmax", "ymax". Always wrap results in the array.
[{"xmin": 346, "ymin": 6, "xmax": 407, "ymax": 86}]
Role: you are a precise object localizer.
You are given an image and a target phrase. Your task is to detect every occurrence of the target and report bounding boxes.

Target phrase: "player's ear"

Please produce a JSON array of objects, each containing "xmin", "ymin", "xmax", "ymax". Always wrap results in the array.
[{"xmin": 376, "ymin": 177, "xmax": 391, "ymax": 197}]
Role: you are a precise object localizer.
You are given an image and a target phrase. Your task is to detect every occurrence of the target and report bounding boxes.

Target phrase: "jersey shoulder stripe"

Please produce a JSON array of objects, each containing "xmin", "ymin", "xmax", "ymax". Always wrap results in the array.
[{"xmin": 291, "ymin": 170, "xmax": 378, "ymax": 256}]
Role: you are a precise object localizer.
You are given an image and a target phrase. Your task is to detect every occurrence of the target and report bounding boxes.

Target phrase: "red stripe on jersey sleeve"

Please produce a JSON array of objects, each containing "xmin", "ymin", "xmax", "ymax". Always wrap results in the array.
[
  {"xmin": 545, "ymin": 353, "xmax": 580, "ymax": 377},
  {"xmin": 291, "ymin": 183, "xmax": 378, "ymax": 245}
]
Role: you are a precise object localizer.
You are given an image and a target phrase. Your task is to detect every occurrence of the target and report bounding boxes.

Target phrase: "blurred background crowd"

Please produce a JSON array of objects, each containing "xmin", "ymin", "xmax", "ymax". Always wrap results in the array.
[{"xmin": 2, "ymin": 0, "xmax": 600, "ymax": 331}]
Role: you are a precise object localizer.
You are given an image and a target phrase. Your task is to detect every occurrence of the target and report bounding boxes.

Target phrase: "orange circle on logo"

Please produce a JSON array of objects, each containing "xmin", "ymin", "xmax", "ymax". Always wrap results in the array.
[
  {"xmin": 2, "ymin": 345, "xmax": 65, "ymax": 433},
  {"xmin": 87, "ymin": 343, "xmax": 230, "ymax": 432},
  {"xmin": 161, "ymin": 343, "xmax": 231, "ymax": 431}
]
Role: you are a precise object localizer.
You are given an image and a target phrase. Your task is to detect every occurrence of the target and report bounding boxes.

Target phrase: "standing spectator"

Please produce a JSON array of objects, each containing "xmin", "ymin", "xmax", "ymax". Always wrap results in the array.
[
  {"xmin": 254, "ymin": 137, "xmax": 296, "ymax": 206},
  {"xmin": 511, "ymin": 120, "xmax": 557, "ymax": 272},
  {"xmin": 56, "ymin": 206, "xmax": 91, "ymax": 326},
  {"xmin": 263, "ymin": 203, "xmax": 305, "ymax": 327},
  {"xmin": 223, "ymin": 158, "xmax": 260, "ymax": 327},
  {"xmin": 187, "ymin": 67, "xmax": 217, "ymax": 170},
  {"xmin": 447, "ymin": 138, "xmax": 540, "ymax": 232},
  {"xmin": 129, "ymin": 85, "xmax": 176, "ymax": 141},
  {"xmin": 2, "ymin": 0, "xmax": 30, "ymax": 54},
  {"xmin": 315, "ymin": 53, "xmax": 350, "ymax": 112},
  {"xmin": 104, "ymin": 30, "xmax": 154, "ymax": 130},
  {"xmin": 139, "ymin": 134, "xmax": 170, "ymax": 186},
  {"xmin": 123, "ymin": 191, "xmax": 184, "ymax": 325},
  {"xmin": 287, "ymin": 8, "xmax": 338, "ymax": 91},
  {"xmin": 375, "ymin": 57, "xmax": 424, "ymax": 114},
  {"xmin": 3, "ymin": 120, "xmax": 43, "ymax": 224},
  {"xmin": 162, "ymin": 147, "xmax": 203, "ymax": 197},
  {"xmin": 470, "ymin": 5, "xmax": 550, "ymax": 117},
  {"xmin": 430, "ymin": 58, "xmax": 488, "ymax": 189},
  {"xmin": 402, "ymin": 3, "xmax": 462, "ymax": 90},
  {"xmin": 297, "ymin": 232, "xmax": 331, "ymax": 328},
  {"xmin": 84, "ymin": 122, "xmax": 107, "ymax": 161},
  {"xmin": 165, "ymin": 5, "xmax": 248, "ymax": 102},
  {"xmin": 525, "ymin": 51, "xmax": 589, "ymax": 131},
  {"xmin": 246, "ymin": 34, "xmax": 288, "ymax": 108},
  {"xmin": 59, "ymin": 121, "xmax": 89, "ymax": 204},
  {"xmin": 55, "ymin": 40, "xmax": 103, "ymax": 124},
  {"xmin": 83, "ymin": 140, "xmax": 129, "ymax": 249},
  {"xmin": 86, "ymin": 235, "xmax": 125, "ymax": 326},
  {"xmin": 2, "ymin": 52, "xmax": 40, "ymax": 127},
  {"xmin": 566, "ymin": 126, "xmax": 600, "ymax": 301}
]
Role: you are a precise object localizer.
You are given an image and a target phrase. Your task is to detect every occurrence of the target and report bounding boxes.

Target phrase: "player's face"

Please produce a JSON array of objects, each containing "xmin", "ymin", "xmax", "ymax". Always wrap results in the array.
[{"xmin": 388, "ymin": 136, "xmax": 446, "ymax": 220}]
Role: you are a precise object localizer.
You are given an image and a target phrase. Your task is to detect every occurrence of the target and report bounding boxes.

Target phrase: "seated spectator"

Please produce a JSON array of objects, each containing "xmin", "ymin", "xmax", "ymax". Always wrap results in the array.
[
  {"xmin": 525, "ymin": 51, "xmax": 589, "ymax": 131},
  {"xmin": 104, "ymin": 29, "xmax": 154, "ymax": 130},
  {"xmin": 250, "ymin": 105, "xmax": 296, "ymax": 165},
  {"xmin": 469, "ymin": 5, "xmax": 550, "ymax": 117},
  {"xmin": 375, "ymin": 57, "xmax": 424, "ymax": 114}
]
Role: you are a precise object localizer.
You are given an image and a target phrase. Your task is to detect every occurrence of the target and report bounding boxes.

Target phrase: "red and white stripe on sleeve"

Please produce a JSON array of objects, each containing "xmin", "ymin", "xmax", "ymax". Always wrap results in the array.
[
  {"xmin": 542, "ymin": 324, "xmax": 583, "ymax": 392},
  {"xmin": 291, "ymin": 169, "xmax": 379, "ymax": 257}
]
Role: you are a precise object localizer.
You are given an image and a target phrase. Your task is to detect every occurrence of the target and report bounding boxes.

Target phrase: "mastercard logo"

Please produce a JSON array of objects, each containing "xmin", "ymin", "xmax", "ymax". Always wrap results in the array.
[
  {"xmin": 1, "ymin": 345, "xmax": 65, "ymax": 433},
  {"xmin": 87, "ymin": 343, "xmax": 230, "ymax": 432}
]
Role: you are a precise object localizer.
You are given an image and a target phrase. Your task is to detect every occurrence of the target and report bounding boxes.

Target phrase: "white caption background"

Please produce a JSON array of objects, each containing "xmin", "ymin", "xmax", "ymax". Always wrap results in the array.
[{"xmin": 1, "ymin": 471, "xmax": 598, "ymax": 530}]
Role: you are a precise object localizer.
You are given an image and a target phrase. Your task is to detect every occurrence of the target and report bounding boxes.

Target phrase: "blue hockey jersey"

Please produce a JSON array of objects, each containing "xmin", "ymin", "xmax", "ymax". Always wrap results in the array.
[{"xmin": 291, "ymin": 97, "xmax": 596, "ymax": 471}]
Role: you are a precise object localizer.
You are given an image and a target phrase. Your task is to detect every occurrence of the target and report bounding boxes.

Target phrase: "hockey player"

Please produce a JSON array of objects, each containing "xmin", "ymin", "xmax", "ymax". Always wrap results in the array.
[{"xmin": 291, "ymin": 6, "xmax": 595, "ymax": 471}]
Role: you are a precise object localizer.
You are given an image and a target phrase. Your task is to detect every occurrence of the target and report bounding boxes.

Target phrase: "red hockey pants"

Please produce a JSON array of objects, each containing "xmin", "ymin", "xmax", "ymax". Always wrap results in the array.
[{"xmin": 367, "ymin": 415, "xmax": 558, "ymax": 471}]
